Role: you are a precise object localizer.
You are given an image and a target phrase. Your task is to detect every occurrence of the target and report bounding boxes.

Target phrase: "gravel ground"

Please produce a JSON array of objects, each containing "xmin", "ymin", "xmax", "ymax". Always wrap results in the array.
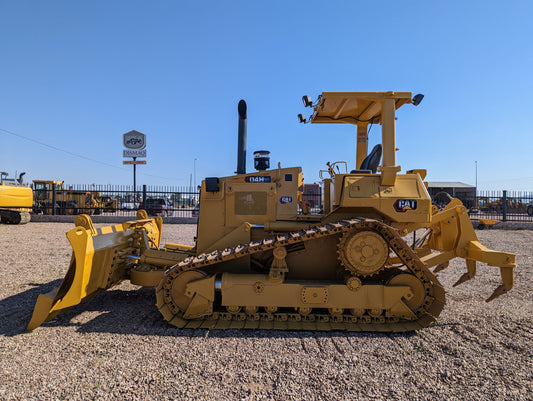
[{"xmin": 0, "ymin": 223, "xmax": 531, "ymax": 401}]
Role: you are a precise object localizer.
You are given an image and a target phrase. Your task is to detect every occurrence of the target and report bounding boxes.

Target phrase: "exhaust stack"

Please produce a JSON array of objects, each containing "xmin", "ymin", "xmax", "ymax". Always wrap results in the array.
[{"xmin": 236, "ymin": 99, "xmax": 247, "ymax": 175}]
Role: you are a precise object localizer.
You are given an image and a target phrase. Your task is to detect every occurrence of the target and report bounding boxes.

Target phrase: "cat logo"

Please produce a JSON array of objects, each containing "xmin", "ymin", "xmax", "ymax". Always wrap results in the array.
[{"xmin": 393, "ymin": 199, "xmax": 417, "ymax": 213}]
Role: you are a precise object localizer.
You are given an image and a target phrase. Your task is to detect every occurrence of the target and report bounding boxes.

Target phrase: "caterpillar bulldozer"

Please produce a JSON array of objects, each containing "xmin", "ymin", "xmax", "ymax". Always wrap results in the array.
[
  {"xmin": 32, "ymin": 180, "xmax": 117, "ymax": 215},
  {"xmin": 27, "ymin": 92, "xmax": 516, "ymax": 332},
  {"xmin": 0, "ymin": 172, "xmax": 32, "ymax": 224}
]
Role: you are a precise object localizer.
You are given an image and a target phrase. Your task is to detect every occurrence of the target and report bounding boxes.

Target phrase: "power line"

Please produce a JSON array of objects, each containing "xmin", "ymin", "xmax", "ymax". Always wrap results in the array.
[
  {"xmin": 0, "ymin": 127, "xmax": 183, "ymax": 182},
  {"xmin": 0, "ymin": 127, "xmax": 124, "ymax": 170}
]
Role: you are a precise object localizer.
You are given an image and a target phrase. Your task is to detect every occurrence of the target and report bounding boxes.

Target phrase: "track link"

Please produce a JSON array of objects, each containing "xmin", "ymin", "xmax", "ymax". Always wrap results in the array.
[{"xmin": 156, "ymin": 219, "xmax": 446, "ymax": 332}]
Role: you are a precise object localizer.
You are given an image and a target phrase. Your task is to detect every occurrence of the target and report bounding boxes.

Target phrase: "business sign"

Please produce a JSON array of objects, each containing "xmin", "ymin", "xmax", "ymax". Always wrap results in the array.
[
  {"xmin": 123, "ymin": 160, "xmax": 147, "ymax": 165},
  {"xmin": 123, "ymin": 149, "xmax": 147, "ymax": 157},
  {"xmin": 123, "ymin": 130, "xmax": 146, "ymax": 150}
]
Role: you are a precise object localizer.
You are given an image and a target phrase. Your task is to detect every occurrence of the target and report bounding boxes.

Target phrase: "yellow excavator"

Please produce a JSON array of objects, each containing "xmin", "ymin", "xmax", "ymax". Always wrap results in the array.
[
  {"xmin": 0, "ymin": 172, "xmax": 32, "ymax": 224},
  {"xmin": 27, "ymin": 92, "xmax": 516, "ymax": 332}
]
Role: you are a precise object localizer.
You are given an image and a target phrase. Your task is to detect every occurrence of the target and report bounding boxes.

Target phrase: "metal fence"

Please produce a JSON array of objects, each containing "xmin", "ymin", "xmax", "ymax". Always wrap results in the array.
[
  {"xmin": 28, "ymin": 183, "xmax": 533, "ymax": 222},
  {"xmin": 467, "ymin": 191, "xmax": 533, "ymax": 222},
  {"xmin": 302, "ymin": 187, "xmax": 533, "ymax": 222},
  {"xmin": 30, "ymin": 183, "xmax": 325, "ymax": 218},
  {"xmin": 33, "ymin": 184, "xmax": 200, "ymax": 218}
]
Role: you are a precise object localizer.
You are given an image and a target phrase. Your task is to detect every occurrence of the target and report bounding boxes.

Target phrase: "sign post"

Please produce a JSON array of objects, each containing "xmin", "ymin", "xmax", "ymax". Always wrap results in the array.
[
  {"xmin": 123, "ymin": 130, "xmax": 147, "ymax": 207},
  {"xmin": 133, "ymin": 156, "xmax": 136, "ymax": 199}
]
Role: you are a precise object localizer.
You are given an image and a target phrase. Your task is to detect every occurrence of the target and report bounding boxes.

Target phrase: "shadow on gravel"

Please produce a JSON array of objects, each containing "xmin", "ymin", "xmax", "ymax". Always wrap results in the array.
[
  {"xmin": 0, "ymin": 279, "xmax": 62, "ymax": 336},
  {"xmin": 5, "ymin": 283, "xmax": 425, "ymax": 339}
]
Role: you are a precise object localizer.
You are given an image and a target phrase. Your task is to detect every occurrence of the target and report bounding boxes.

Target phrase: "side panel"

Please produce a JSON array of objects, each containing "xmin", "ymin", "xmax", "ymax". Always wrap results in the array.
[
  {"xmin": 0, "ymin": 185, "xmax": 33, "ymax": 208},
  {"xmin": 196, "ymin": 181, "xmax": 226, "ymax": 253},
  {"xmin": 275, "ymin": 168, "xmax": 302, "ymax": 218},
  {"xmin": 196, "ymin": 167, "xmax": 302, "ymax": 253},
  {"xmin": 338, "ymin": 173, "xmax": 431, "ymax": 223}
]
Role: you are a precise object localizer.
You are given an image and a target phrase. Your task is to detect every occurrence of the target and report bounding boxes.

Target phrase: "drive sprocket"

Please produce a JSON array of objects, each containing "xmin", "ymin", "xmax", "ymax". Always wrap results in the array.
[{"xmin": 337, "ymin": 230, "xmax": 389, "ymax": 276}]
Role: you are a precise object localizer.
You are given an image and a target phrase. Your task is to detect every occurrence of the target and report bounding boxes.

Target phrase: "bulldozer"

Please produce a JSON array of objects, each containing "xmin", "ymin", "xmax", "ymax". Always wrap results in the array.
[
  {"xmin": 27, "ymin": 92, "xmax": 516, "ymax": 332},
  {"xmin": 0, "ymin": 172, "xmax": 32, "ymax": 224},
  {"xmin": 32, "ymin": 180, "xmax": 117, "ymax": 215}
]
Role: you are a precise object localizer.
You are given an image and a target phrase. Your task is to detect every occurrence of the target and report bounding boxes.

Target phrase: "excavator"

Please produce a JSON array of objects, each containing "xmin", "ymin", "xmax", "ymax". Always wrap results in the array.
[
  {"xmin": 27, "ymin": 91, "xmax": 516, "ymax": 332},
  {"xmin": 0, "ymin": 172, "xmax": 32, "ymax": 224}
]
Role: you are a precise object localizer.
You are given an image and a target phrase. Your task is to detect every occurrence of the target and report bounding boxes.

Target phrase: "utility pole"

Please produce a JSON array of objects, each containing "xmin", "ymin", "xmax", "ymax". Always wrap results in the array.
[
  {"xmin": 475, "ymin": 160, "xmax": 478, "ymax": 191},
  {"xmin": 194, "ymin": 158, "xmax": 197, "ymax": 190}
]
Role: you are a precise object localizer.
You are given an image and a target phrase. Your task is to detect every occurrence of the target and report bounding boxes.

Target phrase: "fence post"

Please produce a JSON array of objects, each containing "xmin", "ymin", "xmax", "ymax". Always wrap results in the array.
[
  {"xmin": 142, "ymin": 185, "xmax": 147, "ymax": 208},
  {"xmin": 52, "ymin": 184, "xmax": 57, "ymax": 216},
  {"xmin": 502, "ymin": 190, "xmax": 507, "ymax": 222}
]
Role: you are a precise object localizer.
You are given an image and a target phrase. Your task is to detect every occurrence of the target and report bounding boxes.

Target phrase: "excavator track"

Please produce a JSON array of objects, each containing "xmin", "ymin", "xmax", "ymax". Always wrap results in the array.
[
  {"xmin": 156, "ymin": 219, "xmax": 446, "ymax": 332},
  {"xmin": 0, "ymin": 209, "xmax": 30, "ymax": 224}
]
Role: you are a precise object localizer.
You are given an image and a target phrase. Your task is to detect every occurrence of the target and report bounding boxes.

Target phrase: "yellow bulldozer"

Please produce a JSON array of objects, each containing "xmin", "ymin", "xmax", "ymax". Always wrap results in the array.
[
  {"xmin": 28, "ymin": 92, "xmax": 516, "ymax": 332},
  {"xmin": 32, "ymin": 180, "xmax": 117, "ymax": 215},
  {"xmin": 0, "ymin": 172, "xmax": 32, "ymax": 224}
]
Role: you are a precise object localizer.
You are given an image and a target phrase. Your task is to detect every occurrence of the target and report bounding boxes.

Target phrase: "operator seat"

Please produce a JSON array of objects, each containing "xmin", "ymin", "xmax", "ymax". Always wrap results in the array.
[{"xmin": 359, "ymin": 144, "xmax": 382, "ymax": 173}]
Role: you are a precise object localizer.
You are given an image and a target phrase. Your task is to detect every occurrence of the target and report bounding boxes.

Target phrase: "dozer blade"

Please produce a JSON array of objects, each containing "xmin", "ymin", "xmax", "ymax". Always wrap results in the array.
[{"xmin": 27, "ymin": 213, "xmax": 162, "ymax": 330}]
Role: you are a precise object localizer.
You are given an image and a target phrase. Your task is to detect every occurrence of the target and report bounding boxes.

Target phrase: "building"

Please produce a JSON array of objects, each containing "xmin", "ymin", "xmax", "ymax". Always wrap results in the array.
[
  {"xmin": 302, "ymin": 183, "xmax": 321, "ymax": 210},
  {"xmin": 427, "ymin": 182, "xmax": 476, "ymax": 209}
]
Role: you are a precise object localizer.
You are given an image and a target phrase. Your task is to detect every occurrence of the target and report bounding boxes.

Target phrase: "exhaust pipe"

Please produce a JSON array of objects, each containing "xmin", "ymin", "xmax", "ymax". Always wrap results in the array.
[
  {"xmin": 18, "ymin": 172, "xmax": 26, "ymax": 185},
  {"xmin": 236, "ymin": 99, "xmax": 247, "ymax": 175}
]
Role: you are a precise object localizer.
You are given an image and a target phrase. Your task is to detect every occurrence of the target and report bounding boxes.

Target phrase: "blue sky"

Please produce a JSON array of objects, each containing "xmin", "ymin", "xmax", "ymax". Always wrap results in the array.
[{"xmin": 1, "ymin": 1, "xmax": 532, "ymax": 191}]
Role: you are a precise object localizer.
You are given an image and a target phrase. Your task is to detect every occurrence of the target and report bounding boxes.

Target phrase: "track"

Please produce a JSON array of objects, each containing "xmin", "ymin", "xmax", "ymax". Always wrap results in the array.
[
  {"xmin": 156, "ymin": 219, "xmax": 446, "ymax": 332},
  {"xmin": 0, "ymin": 208, "xmax": 30, "ymax": 224}
]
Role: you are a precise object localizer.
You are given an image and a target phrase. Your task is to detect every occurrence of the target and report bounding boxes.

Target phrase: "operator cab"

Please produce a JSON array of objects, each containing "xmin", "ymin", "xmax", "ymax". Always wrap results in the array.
[{"xmin": 300, "ymin": 91, "xmax": 430, "ymax": 223}]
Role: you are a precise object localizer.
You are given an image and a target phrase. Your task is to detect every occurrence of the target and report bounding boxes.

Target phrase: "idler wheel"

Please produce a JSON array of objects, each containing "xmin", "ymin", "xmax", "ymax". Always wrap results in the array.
[
  {"xmin": 338, "ymin": 230, "xmax": 389, "ymax": 276},
  {"xmin": 170, "ymin": 270, "xmax": 207, "ymax": 313},
  {"xmin": 388, "ymin": 273, "xmax": 426, "ymax": 310}
]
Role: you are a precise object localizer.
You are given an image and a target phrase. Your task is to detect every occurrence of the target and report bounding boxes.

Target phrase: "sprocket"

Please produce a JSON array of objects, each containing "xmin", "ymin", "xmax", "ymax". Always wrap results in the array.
[{"xmin": 337, "ymin": 230, "xmax": 389, "ymax": 276}]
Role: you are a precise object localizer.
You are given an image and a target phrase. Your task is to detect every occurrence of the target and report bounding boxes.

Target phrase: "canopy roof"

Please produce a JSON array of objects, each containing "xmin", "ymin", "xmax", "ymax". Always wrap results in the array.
[{"xmin": 310, "ymin": 91, "xmax": 412, "ymax": 125}]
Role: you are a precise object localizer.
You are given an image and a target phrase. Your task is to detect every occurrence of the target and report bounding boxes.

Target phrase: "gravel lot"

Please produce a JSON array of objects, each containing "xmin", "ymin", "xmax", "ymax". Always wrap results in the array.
[{"xmin": 0, "ymin": 222, "xmax": 531, "ymax": 400}]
